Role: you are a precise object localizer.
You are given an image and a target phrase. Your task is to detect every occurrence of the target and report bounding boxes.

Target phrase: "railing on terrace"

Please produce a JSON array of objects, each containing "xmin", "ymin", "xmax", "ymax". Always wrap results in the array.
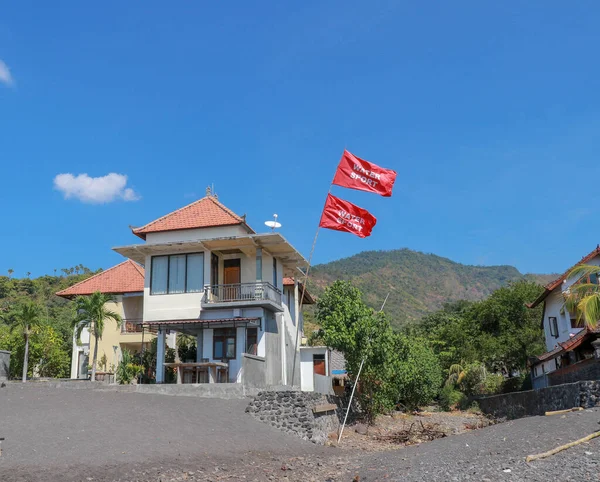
[
  {"xmin": 203, "ymin": 282, "xmax": 282, "ymax": 306},
  {"xmin": 121, "ymin": 319, "xmax": 156, "ymax": 334}
]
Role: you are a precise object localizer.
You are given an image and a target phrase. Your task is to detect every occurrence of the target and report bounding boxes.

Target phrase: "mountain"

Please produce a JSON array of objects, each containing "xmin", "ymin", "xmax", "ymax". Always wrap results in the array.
[{"xmin": 309, "ymin": 248, "xmax": 554, "ymax": 329}]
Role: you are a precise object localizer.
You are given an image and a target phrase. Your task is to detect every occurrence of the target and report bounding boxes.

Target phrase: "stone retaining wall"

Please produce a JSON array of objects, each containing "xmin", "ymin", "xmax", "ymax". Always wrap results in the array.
[
  {"xmin": 246, "ymin": 391, "xmax": 342, "ymax": 444},
  {"xmin": 477, "ymin": 381, "xmax": 600, "ymax": 419},
  {"xmin": 549, "ymin": 359, "xmax": 600, "ymax": 386}
]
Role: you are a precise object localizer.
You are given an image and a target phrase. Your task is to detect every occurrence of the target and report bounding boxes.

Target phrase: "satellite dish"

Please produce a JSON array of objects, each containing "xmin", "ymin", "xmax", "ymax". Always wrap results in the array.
[{"xmin": 265, "ymin": 214, "xmax": 282, "ymax": 231}]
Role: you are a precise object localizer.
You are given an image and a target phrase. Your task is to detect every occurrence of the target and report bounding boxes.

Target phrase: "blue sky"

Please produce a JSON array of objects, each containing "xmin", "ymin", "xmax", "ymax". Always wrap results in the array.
[{"xmin": 0, "ymin": 1, "xmax": 599, "ymax": 278}]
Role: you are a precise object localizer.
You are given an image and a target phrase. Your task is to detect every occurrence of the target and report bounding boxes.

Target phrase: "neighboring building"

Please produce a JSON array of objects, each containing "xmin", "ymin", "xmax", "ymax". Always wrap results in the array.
[
  {"xmin": 300, "ymin": 347, "xmax": 347, "ymax": 394},
  {"xmin": 528, "ymin": 245, "xmax": 600, "ymax": 388},
  {"xmin": 112, "ymin": 190, "xmax": 309, "ymax": 386},
  {"xmin": 57, "ymin": 260, "xmax": 149, "ymax": 379}
]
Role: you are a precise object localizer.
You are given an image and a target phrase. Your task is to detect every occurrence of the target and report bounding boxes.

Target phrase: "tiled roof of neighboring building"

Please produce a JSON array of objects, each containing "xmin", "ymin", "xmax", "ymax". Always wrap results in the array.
[
  {"xmin": 56, "ymin": 260, "xmax": 145, "ymax": 298},
  {"xmin": 529, "ymin": 245, "xmax": 600, "ymax": 308},
  {"xmin": 283, "ymin": 277, "xmax": 315, "ymax": 304},
  {"xmin": 131, "ymin": 195, "xmax": 254, "ymax": 240},
  {"xmin": 532, "ymin": 326, "xmax": 600, "ymax": 364},
  {"xmin": 329, "ymin": 350, "xmax": 347, "ymax": 373}
]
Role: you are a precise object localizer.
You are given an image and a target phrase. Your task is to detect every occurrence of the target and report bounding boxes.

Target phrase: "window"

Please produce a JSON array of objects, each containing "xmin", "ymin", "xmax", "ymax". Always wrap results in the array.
[
  {"xmin": 186, "ymin": 254, "xmax": 204, "ymax": 293},
  {"xmin": 548, "ymin": 317, "xmax": 559, "ymax": 338},
  {"xmin": 273, "ymin": 258, "xmax": 277, "ymax": 287},
  {"xmin": 571, "ymin": 317, "xmax": 584, "ymax": 329},
  {"xmin": 150, "ymin": 253, "xmax": 204, "ymax": 295},
  {"xmin": 168, "ymin": 255, "xmax": 186, "ymax": 294},
  {"xmin": 246, "ymin": 327, "xmax": 258, "ymax": 355},
  {"xmin": 214, "ymin": 328, "xmax": 236, "ymax": 360},
  {"xmin": 151, "ymin": 256, "xmax": 168, "ymax": 295}
]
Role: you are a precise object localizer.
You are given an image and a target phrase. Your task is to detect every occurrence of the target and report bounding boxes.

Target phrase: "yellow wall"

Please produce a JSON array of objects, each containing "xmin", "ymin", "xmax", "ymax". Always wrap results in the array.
[{"xmin": 88, "ymin": 295, "xmax": 154, "ymax": 372}]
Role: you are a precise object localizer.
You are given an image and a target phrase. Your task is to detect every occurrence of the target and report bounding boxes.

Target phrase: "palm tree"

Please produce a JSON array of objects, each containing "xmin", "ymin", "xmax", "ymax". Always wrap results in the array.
[
  {"xmin": 563, "ymin": 264, "xmax": 600, "ymax": 329},
  {"xmin": 72, "ymin": 291, "xmax": 122, "ymax": 381},
  {"xmin": 9, "ymin": 302, "xmax": 42, "ymax": 382}
]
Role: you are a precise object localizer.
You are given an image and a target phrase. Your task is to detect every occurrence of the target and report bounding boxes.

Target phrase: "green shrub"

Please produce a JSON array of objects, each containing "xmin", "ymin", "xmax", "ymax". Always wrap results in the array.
[
  {"xmin": 500, "ymin": 374, "xmax": 527, "ymax": 393},
  {"xmin": 395, "ymin": 336, "xmax": 443, "ymax": 409},
  {"xmin": 116, "ymin": 349, "xmax": 143, "ymax": 385},
  {"xmin": 439, "ymin": 385, "xmax": 466, "ymax": 411},
  {"xmin": 482, "ymin": 373, "xmax": 504, "ymax": 395}
]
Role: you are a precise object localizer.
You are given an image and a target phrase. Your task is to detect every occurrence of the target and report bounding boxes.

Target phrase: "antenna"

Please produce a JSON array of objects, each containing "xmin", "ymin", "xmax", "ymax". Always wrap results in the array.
[{"xmin": 264, "ymin": 213, "xmax": 282, "ymax": 231}]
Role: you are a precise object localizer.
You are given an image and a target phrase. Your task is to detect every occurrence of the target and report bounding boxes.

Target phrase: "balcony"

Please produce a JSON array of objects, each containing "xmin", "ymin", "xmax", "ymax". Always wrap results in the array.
[{"xmin": 202, "ymin": 282, "xmax": 283, "ymax": 312}]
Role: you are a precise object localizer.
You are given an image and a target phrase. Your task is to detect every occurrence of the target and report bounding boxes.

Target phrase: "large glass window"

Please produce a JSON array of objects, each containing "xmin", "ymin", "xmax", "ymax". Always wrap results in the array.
[
  {"xmin": 168, "ymin": 255, "xmax": 186, "ymax": 294},
  {"xmin": 186, "ymin": 253, "xmax": 205, "ymax": 293},
  {"xmin": 150, "ymin": 253, "xmax": 204, "ymax": 295},
  {"xmin": 150, "ymin": 256, "xmax": 168, "ymax": 295},
  {"xmin": 214, "ymin": 328, "xmax": 236, "ymax": 360}
]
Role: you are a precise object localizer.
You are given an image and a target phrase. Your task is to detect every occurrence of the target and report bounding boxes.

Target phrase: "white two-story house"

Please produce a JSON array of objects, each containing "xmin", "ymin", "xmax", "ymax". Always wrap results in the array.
[
  {"xmin": 528, "ymin": 245, "xmax": 600, "ymax": 388},
  {"xmin": 113, "ymin": 189, "xmax": 311, "ymax": 388}
]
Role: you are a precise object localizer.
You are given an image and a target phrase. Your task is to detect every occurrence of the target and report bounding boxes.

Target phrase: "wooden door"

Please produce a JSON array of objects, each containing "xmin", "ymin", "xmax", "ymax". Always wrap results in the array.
[
  {"xmin": 223, "ymin": 259, "xmax": 241, "ymax": 300},
  {"xmin": 313, "ymin": 355, "xmax": 326, "ymax": 376}
]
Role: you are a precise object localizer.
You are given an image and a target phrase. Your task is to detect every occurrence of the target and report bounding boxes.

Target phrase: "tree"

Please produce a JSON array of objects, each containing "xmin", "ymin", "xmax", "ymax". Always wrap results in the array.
[
  {"xmin": 563, "ymin": 264, "xmax": 600, "ymax": 329},
  {"xmin": 8, "ymin": 302, "xmax": 43, "ymax": 382},
  {"xmin": 72, "ymin": 292, "xmax": 122, "ymax": 381},
  {"xmin": 317, "ymin": 281, "xmax": 407, "ymax": 421}
]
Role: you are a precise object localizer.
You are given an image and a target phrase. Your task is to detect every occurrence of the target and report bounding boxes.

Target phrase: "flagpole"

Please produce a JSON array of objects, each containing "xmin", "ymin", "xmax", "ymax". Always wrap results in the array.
[
  {"xmin": 290, "ymin": 175, "xmax": 336, "ymax": 387},
  {"xmin": 337, "ymin": 292, "xmax": 390, "ymax": 444}
]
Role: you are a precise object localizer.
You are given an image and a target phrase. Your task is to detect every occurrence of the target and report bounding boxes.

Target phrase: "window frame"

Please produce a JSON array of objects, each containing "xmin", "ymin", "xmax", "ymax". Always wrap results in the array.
[
  {"xmin": 548, "ymin": 316, "xmax": 559, "ymax": 338},
  {"xmin": 213, "ymin": 328, "xmax": 237, "ymax": 360},
  {"xmin": 150, "ymin": 252, "xmax": 204, "ymax": 295}
]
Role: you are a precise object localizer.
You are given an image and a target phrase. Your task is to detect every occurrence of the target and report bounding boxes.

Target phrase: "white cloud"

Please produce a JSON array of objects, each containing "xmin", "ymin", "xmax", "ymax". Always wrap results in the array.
[
  {"xmin": 53, "ymin": 173, "xmax": 141, "ymax": 204},
  {"xmin": 0, "ymin": 59, "xmax": 14, "ymax": 86}
]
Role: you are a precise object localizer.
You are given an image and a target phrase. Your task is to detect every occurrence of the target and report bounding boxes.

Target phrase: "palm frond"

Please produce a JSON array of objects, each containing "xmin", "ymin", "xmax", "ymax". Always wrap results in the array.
[
  {"xmin": 577, "ymin": 294, "xmax": 600, "ymax": 330},
  {"xmin": 568, "ymin": 264, "xmax": 600, "ymax": 285}
]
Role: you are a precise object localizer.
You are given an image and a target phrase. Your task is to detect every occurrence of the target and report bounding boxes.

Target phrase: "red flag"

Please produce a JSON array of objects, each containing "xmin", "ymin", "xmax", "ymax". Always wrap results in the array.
[
  {"xmin": 332, "ymin": 150, "xmax": 397, "ymax": 197},
  {"xmin": 319, "ymin": 194, "xmax": 377, "ymax": 238}
]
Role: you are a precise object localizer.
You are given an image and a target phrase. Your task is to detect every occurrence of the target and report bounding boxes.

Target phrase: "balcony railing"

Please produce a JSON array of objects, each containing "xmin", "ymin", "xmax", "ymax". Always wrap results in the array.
[
  {"xmin": 121, "ymin": 320, "xmax": 144, "ymax": 334},
  {"xmin": 203, "ymin": 282, "xmax": 282, "ymax": 306}
]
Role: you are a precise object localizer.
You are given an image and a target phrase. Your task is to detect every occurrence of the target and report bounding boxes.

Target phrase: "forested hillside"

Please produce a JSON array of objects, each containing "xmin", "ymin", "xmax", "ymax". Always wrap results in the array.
[
  {"xmin": 309, "ymin": 249, "xmax": 554, "ymax": 328},
  {"xmin": 0, "ymin": 267, "xmax": 99, "ymax": 378}
]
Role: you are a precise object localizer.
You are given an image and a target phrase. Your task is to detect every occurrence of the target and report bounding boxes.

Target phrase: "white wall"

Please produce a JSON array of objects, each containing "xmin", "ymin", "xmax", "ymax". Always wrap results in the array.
[
  {"xmin": 300, "ymin": 347, "xmax": 328, "ymax": 391},
  {"xmin": 532, "ymin": 357, "xmax": 560, "ymax": 379},
  {"xmin": 70, "ymin": 325, "xmax": 90, "ymax": 379},
  {"xmin": 145, "ymin": 225, "xmax": 249, "ymax": 244}
]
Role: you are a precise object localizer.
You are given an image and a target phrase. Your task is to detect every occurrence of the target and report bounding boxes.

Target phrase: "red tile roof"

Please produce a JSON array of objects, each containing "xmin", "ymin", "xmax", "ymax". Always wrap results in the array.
[
  {"xmin": 283, "ymin": 277, "xmax": 315, "ymax": 304},
  {"xmin": 56, "ymin": 260, "xmax": 145, "ymax": 298},
  {"xmin": 533, "ymin": 326, "xmax": 600, "ymax": 363},
  {"xmin": 132, "ymin": 195, "xmax": 254, "ymax": 240},
  {"xmin": 528, "ymin": 245, "xmax": 600, "ymax": 308}
]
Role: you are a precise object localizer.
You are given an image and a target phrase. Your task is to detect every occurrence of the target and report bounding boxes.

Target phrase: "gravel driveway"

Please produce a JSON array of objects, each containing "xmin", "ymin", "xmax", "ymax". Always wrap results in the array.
[
  {"xmin": 0, "ymin": 383, "xmax": 330, "ymax": 482},
  {"xmin": 358, "ymin": 407, "xmax": 600, "ymax": 481}
]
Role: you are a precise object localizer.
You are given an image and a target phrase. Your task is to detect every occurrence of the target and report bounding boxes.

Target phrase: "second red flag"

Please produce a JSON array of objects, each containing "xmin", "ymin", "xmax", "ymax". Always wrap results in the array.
[{"xmin": 319, "ymin": 194, "xmax": 377, "ymax": 238}]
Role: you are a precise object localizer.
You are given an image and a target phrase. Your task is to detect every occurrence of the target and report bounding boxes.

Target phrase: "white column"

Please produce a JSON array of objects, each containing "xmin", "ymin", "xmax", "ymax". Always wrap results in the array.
[
  {"xmin": 256, "ymin": 248, "xmax": 262, "ymax": 281},
  {"xmin": 281, "ymin": 314, "xmax": 287, "ymax": 386},
  {"xmin": 196, "ymin": 331, "xmax": 204, "ymax": 362},
  {"xmin": 294, "ymin": 279, "xmax": 300, "ymax": 329},
  {"xmin": 156, "ymin": 328, "xmax": 166, "ymax": 384}
]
